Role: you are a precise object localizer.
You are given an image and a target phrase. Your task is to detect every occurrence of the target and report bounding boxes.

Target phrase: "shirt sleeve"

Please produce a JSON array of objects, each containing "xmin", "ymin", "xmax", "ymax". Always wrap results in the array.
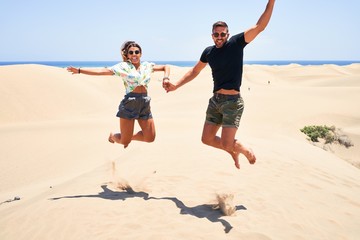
[
  {"xmin": 231, "ymin": 32, "xmax": 248, "ymax": 48},
  {"xmin": 148, "ymin": 62, "xmax": 155, "ymax": 72},
  {"xmin": 108, "ymin": 62, "xmax": 128, "ymax": 76},
  {"xmin": 200, "ymin": 46, "xmax": 212, "ymax": 63}
]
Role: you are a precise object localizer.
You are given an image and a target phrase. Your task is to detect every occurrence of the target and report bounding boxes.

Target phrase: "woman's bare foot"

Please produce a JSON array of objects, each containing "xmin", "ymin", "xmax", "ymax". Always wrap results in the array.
[
  {"xmin": 108, "ymin": 133, "xmax": 115, "ymax": 143},
  {"xmin": 109, "ymin": 132, "xmax": 129, "ymax": 148}
]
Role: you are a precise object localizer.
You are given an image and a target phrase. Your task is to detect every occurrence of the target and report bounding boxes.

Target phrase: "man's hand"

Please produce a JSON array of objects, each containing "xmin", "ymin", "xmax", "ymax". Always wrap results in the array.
[{"xmin": 162, "ymin": 80, "xmax": 176, "ymax": 93}]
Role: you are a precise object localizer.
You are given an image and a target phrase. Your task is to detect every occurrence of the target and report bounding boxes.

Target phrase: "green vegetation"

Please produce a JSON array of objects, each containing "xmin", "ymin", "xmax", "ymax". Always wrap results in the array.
[
  {"xmin": 300, "ymin": 125, "xmax": 334, "ymax": 143},
  {"xmin": 300, "ymin": 125, "xmax": 354, "ymax": 148}
]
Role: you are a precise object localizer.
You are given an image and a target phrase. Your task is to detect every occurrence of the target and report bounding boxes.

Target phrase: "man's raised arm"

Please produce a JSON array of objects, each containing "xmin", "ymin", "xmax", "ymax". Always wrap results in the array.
[{"xmin": 244, "ymin": 0, "xmax": 275, "ymax": 43}]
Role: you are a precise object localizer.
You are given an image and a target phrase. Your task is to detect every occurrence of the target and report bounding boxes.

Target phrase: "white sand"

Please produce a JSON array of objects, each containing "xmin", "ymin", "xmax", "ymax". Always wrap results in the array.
[{"xmin": 1, "ymin": 63, "xmax": 359, "ymax": 239}]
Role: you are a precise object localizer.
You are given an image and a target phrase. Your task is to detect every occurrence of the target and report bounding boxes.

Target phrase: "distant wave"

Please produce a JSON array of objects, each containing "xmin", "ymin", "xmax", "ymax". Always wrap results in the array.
[{"xmin": 1, "ymin": 60, "xmax": 359, "ymax": 68}]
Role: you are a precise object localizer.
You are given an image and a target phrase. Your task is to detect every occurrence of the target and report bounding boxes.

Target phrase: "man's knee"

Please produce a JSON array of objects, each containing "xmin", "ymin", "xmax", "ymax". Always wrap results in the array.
[{"xmin": 201, "ymin": 135, "xmax": 212, "ymax": 145}]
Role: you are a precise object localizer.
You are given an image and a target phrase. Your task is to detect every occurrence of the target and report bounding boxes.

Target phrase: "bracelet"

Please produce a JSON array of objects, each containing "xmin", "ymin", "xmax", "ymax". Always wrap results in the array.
[
  {"xmin": 163, "ymin": 76, "xmax": 169, "ymax": 81},
  {"xmin": 78, "ymin": 68, "xmax": 81, "ymax": 74}
]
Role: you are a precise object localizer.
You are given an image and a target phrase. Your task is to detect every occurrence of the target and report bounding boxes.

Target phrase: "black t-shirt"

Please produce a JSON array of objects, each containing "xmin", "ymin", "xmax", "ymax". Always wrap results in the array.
[{"xmin": 200, "ymin": 32, "xmax": 247, "ymax": 92}]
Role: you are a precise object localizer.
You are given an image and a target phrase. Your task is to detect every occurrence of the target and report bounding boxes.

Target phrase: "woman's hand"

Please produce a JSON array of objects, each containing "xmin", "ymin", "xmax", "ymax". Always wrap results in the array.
[
  {"xmin": 163, "ymin": 79, "xmax": 177, "ymax": 93},
  {"xmin": 67, "ymin": 66, "xmax": 80, "ymax": 74}
]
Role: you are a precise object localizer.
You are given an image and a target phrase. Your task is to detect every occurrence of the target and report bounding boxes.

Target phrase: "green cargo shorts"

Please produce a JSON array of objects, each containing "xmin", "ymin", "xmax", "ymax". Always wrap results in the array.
[{"xmin": 205, "ymin": 93, "xmax": 244, "ymax": 128}]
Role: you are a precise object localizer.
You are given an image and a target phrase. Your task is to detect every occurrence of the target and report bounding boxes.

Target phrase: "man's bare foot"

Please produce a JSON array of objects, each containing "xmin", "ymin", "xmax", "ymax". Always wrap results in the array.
[
  {"xmin": 244, "ymin": 148, "xmax": 256, "ymax": 164},
  {"xmin": 230, "ymin": 150, "xmax": 241, "ymax": 169},
  {"xmin": 233, "ymin": 143, "xmax": 256, "ymax": 166},
  {"xmin": 108, "ymin": 133, "xmax": 115, "ymax": 143}
]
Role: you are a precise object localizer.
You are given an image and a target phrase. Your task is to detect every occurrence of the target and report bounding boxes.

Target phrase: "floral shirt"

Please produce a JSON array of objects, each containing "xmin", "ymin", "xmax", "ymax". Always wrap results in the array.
[{"xmin": 109, "ymin": 61, "xmax": 155, "ymax": 94}]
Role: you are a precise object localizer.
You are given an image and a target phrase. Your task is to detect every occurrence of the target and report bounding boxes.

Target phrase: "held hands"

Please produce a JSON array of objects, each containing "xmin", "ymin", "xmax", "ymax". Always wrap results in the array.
[{"xmin": 162, "ymin": 79, "xmax": 176, "ymax": 93}]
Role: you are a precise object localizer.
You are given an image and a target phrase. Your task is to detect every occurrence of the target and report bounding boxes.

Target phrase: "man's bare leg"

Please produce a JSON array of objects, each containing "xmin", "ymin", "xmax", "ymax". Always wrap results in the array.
[
  {"xmin": 233, "ymin": 140, "xmax": 256, "ymax": 164},
  {"xmin": 202, "ymin": 123, "xmax": 240, "ymax": 168},
  {"xmin": 220, "ymin": 127, "xmax": 242, "ymax": 169},
  {"xmin": 229, "ymin": 146, "xmax": 241, "ymax": 169},
  {"xmin": 202, "ymin": 122, "xmax": 256, "ymax": 169}
]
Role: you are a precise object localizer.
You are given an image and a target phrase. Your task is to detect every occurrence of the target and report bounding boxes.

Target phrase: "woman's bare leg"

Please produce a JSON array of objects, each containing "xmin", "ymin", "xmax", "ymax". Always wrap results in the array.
[
  {"xmin": 109, "ymin": 118, "xmax": 135, "ymax": 148},
  {"xmin": 132, "ymin": 118, "xmax": 156, "ymax": 143},
  {"xmin": 109, "ymin": 118, "xmax": 155, "ymax": 147}
]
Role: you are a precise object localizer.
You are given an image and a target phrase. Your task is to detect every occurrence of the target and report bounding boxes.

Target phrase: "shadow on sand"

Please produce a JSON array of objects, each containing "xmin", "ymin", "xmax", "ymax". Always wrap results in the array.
[{"xmin": 50, "ymin": 184, "xmax": 247, "ymax": 233}]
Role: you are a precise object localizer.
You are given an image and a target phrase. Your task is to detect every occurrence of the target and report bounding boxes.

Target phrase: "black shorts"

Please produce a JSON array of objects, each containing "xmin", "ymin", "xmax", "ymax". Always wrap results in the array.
[{"xmin": 116, "ymin": 92, "xmax": 153, "ymax": 120}]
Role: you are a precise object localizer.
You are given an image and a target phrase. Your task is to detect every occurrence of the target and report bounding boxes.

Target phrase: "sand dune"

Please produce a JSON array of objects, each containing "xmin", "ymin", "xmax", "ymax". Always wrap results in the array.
[{"xmin": 0, "ymin": 64, "xmax": 359, "ymax": 239}]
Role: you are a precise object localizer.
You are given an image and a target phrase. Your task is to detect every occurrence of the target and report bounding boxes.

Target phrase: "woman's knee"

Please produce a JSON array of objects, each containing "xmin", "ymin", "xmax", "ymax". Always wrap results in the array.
[
  {"xmin": 148, "ymin": 134, "xmax": 156, "ymax": 143},
  {"xmin": 144, "ymin": 133, "xmax": 156, "ymax": 143}
]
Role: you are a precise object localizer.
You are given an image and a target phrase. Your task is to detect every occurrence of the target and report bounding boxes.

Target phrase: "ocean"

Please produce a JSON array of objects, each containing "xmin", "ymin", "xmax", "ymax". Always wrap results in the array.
[{"xmin": 0, "ymin": 60, "xmax": 359, "ymax": 68}]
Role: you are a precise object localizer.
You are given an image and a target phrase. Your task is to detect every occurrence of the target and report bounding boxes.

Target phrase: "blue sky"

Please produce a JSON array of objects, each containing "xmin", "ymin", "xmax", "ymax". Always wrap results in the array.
[{"xmin": 0, "ymin": 0, "xmax": 359, "ymax": 61}]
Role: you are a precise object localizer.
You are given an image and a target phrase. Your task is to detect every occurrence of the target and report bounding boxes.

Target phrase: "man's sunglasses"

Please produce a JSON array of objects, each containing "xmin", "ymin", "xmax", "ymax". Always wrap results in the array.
[
  {"xmin": 212, "ymin": 32, "xmax": 228, "ymax": 38},
  {"xmin": 128, "ymin": 50, "xmax": 140, "ymax": 55}
]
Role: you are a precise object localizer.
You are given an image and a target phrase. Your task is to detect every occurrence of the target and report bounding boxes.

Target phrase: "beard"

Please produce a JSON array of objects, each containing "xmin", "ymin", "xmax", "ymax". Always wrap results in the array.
[{"xmin": 214, "ymin": 39, "xmax": 227, "ymax": 48}]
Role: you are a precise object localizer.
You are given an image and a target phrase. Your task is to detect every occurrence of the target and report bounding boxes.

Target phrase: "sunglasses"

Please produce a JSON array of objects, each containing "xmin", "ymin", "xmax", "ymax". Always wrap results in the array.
[
  {"xmin": 128, "ymin": 50, "xmax": 140, "ymax": 55},
  {"xmin": 212, "ymin": 32, "xmax": 228, "ymax": 38}
]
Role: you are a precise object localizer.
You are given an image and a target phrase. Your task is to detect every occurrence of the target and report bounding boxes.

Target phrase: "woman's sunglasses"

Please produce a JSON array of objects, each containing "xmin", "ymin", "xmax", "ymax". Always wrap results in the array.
[
  {"xmin": 128, "ymin": 50, "xmax": 140, "ymax": 55},
  {"xmin": 212, "ymin": 32, "xmax": 227, "ymax": 38}
]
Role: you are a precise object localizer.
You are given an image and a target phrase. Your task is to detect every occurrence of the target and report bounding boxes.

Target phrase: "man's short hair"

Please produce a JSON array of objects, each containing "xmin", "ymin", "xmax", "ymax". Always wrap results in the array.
[{"xmin": 212, "ymin": 21, "xmax": 229, "ymax": 33}]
